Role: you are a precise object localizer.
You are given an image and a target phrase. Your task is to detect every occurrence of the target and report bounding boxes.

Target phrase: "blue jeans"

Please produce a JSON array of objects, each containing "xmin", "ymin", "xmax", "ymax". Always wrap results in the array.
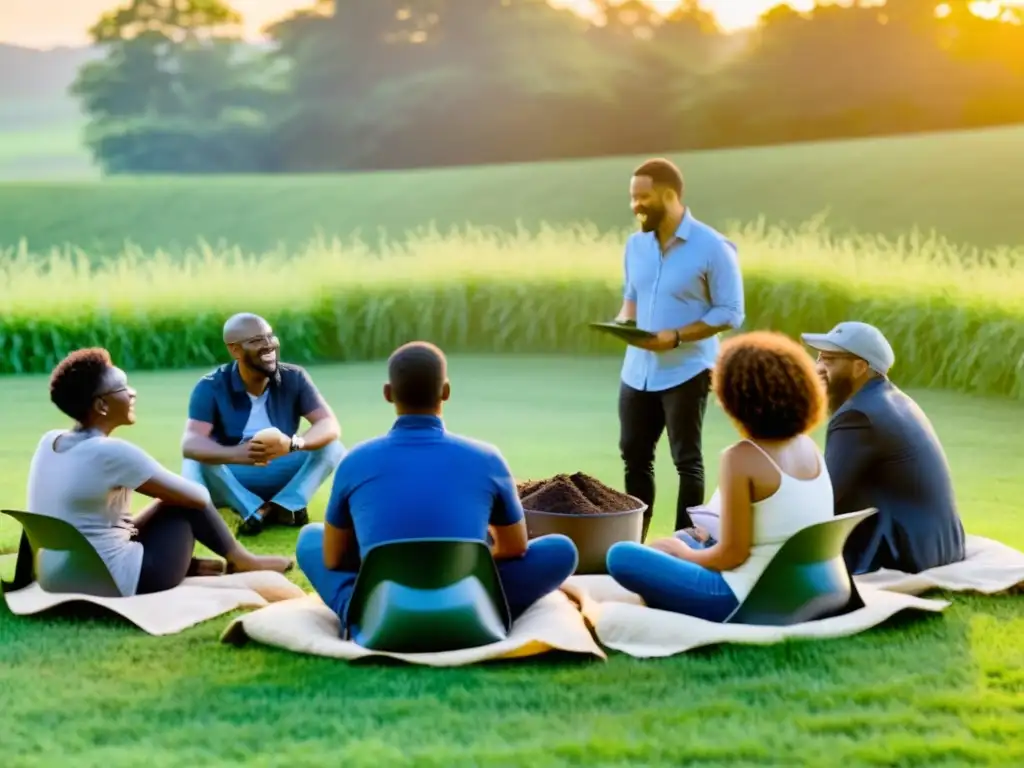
[
  {"xmin": 295, "ymin": 523, "xmax": 579, "ymax": 627},
  {"xmin": 605, "ymin": 532, "xmax": 739, "ymax": 622},
  {"xmin": 182, "ymin": 442, "xmax": 346, "ymax": 522}
]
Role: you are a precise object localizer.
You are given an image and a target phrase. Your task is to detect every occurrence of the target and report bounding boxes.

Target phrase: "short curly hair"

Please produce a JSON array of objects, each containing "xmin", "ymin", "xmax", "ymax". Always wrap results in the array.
[
  {"xmin": 49, "ymin": 347, "xmax": 113, "ymax": 423},
  {"xmin": 712, "ymin": 331, "xmax": 826, "ymax": 441}
]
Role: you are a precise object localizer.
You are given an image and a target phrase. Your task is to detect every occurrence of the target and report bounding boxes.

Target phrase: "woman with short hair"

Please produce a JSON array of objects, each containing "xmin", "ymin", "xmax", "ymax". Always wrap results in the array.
[
  {"xmin": 606, "ymin": 330, "xmax": 833, "ymax": 621},
  {"xmin": 25, "ymin": 347, "xmax": 293, "ymax": 596}
]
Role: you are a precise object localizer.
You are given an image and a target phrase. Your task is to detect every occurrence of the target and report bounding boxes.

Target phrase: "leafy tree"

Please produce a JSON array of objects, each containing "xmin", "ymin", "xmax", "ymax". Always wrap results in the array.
[
  {"xmin": 71, "ymin": 0, "xmax": 275, "ymax": 173},
  {"xmin": 68, "ymin": 0, "xmax": 1024, "ymax": 173}
]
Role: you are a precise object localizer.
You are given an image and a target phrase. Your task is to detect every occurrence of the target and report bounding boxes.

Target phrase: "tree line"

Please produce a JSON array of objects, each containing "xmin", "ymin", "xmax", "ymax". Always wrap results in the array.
[{"xmin": 71, "ymin": 0, "xmax": 1024, "ymax": 174}]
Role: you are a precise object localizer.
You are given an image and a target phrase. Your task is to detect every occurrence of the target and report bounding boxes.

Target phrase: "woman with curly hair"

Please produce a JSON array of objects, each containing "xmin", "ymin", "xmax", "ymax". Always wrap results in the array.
[
  {"xmin": 606, "ymin": 330, "xmax": 833, "ymax": 621},
  {"xmin": 24, "ymin": 348, "xmax": 293, "ymax": 597}
]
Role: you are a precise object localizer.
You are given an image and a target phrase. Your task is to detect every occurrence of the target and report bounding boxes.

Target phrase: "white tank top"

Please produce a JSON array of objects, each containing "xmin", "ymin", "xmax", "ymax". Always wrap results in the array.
[{"xmin": 718, "ymin": 439, "xmax": 835, "ymax": 603}]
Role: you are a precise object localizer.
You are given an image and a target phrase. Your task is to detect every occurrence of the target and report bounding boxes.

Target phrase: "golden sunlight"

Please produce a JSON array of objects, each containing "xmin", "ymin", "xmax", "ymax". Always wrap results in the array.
[
  {"xmin": 549, "ymin": 1, "xmax": 816, "ymax": 32},
  {"xmin": 552, "ymin": 0, "xmax": 1021, "ymax": 31},
  {"xmin": 2, "ymin": 0, "xmax": 1022, "ymax": 48}
]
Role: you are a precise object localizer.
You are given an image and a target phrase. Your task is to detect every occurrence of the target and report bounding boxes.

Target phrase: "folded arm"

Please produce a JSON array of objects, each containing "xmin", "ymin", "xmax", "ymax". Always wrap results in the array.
[
  {"xmin": 180, "ymin": 378, "xmax": 249, "ymax": 464},
  {"xmin": 181, "ymin": 419, "xmax": 251, "ymax": 465}
]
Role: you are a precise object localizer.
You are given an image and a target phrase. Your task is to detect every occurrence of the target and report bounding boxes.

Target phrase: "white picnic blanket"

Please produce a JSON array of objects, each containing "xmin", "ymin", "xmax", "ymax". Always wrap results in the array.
[
  {"xmin": 3, "ymin": 571, "xmax": 305, "ymax": 636},
  {"xmin": 221, "ymin": 588, "xmax": 607, "ymax": 666},
  {"xmin": 561, "ymin": 574, "xmax": 949, "ymax": 658},
  {"xmin": 685, "ymin": 514, "xmax": 1024, "ymax": 598},
  {"xmin": 853, "ymin": 535, "xmax": 1024, "ymax": 595}
]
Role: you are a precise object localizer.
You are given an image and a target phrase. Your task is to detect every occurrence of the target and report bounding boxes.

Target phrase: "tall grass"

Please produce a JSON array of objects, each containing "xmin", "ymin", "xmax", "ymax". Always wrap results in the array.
[{"xmin": 1, "ymin": 217, "xmax": 1021, "ymax": 398}]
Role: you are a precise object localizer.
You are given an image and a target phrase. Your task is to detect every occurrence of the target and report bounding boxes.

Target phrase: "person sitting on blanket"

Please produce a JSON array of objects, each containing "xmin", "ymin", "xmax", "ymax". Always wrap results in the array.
[
  {"xmin": 801, "ymin": 321, "xmax": 966, "ymax": 575},
  {"xmin": 180, "ymin": 312, "xmax": 346, "ymax": 536},
  {"xmin": 24, "ymin": 348, "xmax": 293, "ymax": 598},
  {"xmin": 605, "ymin": 331, "xmax": 834, "ymax": 621},
  {"xmin": 295, "ymin": 340, "xmax": 580, "ymax": 632}
]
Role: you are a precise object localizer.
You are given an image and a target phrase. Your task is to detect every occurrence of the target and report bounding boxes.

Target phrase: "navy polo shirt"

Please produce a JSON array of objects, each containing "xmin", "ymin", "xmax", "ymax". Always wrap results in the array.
[
  {"xmin": 324, "ymin": 415, "xmax": 524, "ymax": 555},
  {"xmin": 186, "ymin": 362, "xmax": 325, "ymax": 445}
]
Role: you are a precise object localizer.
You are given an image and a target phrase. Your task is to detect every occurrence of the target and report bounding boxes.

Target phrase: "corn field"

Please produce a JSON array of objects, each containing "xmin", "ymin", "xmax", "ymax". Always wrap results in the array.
[{"xmin": 1, "ymin": 218, "xmax": 1021, "ymax": 398}]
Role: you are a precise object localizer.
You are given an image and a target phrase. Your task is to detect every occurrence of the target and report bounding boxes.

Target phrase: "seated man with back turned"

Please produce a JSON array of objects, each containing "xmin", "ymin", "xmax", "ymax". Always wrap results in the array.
[
  {"xmin": 801, "ymin": 321, "xmax": 966, "ymax": 575},
  {"xmin": 295, "ymin": 341, "xmax": 579, "ymax": 631},
  {"xmin": 181, "ymin": 313, "xmax": 345, "ymax": 535}
]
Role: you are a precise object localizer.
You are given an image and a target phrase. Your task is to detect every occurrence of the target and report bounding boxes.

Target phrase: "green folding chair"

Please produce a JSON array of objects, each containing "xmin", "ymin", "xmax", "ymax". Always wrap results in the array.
[
  {"xmin": 724, "ymin": 508, "xmax": 877, "ymax": 626},
  {"xmin": 1, "ymin": 509, "xmax": 121, "ymax": 598},
  {"xmin": 343, "ymin": 538, "xmax": 512, "ymax": 654}
]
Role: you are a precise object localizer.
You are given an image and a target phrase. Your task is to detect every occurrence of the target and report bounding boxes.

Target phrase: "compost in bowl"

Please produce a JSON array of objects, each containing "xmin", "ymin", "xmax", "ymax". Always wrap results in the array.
[{"xmin": 517, "ymin": 472, "xmax": 646, "ymax": 575}]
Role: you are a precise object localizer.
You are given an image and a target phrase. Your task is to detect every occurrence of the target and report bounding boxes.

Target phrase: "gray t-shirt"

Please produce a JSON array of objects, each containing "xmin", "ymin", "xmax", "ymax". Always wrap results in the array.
[{"xmin": 26, "ymin": 430, "xmax": 162, "ymax": 596}]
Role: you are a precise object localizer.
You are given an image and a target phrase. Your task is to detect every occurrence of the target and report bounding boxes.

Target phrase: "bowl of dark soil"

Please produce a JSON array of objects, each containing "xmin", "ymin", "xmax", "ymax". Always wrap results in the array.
[{"xmin": 517, "ymin": 472, "xmax": 646, "ymax": 575}]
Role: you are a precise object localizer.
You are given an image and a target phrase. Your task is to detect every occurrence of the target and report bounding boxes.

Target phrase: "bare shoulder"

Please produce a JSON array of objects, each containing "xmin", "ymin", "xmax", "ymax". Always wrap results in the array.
[{"xmin": 720, "ymin": 440, "xmax": 762, "ymax": 474}]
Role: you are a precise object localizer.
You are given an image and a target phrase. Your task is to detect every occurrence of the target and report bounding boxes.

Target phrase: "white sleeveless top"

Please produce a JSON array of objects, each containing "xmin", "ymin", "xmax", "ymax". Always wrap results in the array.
[{"xmin": 716, "ymin": 440, "xmax": 835, "ymax": 603}]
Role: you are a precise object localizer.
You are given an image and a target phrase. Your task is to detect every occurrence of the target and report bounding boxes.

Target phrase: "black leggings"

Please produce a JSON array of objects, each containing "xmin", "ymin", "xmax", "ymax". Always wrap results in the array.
[{"xmin": 133, "ymin": 504, "xmax": 236, "ymax": 595}]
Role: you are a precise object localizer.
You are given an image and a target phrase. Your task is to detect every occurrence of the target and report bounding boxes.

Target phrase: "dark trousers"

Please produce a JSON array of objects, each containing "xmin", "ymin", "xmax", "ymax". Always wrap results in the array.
[
  {"xmin": 133, "ymin": 503, "xmax": 236, "ymax": 594},
  {"xmin": 618, "ymin": 369, "xmax": 711, "ymax": 541}
]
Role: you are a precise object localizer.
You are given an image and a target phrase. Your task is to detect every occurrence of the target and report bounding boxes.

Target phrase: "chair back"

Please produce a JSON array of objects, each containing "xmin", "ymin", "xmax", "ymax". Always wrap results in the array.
[
  {"xmin": 1, "ymin": 509, "xmax": 120, "ymax": 598},
  {"xmin": 344, "ymin": 538, "xmax": 512, "ymax": 653},
  {"xmin": 725, "ymin": 508, "xmax": 877, "ymax": 626}
]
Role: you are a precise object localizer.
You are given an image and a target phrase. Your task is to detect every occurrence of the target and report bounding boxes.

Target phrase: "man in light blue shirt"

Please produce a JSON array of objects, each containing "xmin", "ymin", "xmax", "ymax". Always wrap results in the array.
[{"xmin": 613, "ymin": 158, "xmax": 745, "ymax": 541}]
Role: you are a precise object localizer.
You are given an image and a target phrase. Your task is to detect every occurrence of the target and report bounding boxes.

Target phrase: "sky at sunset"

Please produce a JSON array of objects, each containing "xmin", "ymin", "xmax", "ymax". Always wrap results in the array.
[
  {"xmin": 0, "ymin": 1, "xmax": 1019, "ymax": 48},
  {"xmin": 0, "ymin": 0, "xmax": 816, "ymax": 48}
]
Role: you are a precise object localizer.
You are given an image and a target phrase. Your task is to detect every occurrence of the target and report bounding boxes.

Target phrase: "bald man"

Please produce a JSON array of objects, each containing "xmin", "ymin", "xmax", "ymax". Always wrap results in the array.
[
  {"xmin": 181, "ymin": 313, "xmax": 345, "ymax": 535},
  {"xmin": 295, "ymin": 341, "xmax": 578, "ymax": 632}
]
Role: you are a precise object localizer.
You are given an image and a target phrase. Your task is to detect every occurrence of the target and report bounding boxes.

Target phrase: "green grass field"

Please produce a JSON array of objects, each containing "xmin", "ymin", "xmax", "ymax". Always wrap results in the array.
[
  {"xmin": 3, "ymin": 124, "xmax": 1024, "ymax": 254},
  {"xmin": 1, "ymin": 119, "xmax": 1022, "ymax": 764},
  {"xmin": 1, "ymin": 357, "xmax": 1023, "ymax": 766}
]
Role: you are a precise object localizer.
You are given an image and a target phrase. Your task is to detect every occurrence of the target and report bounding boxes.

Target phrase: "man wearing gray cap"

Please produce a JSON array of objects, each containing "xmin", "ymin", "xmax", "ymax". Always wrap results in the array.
[{"xmin": 801, "ymin": 321, "xmax": 966, "ymax": 575}]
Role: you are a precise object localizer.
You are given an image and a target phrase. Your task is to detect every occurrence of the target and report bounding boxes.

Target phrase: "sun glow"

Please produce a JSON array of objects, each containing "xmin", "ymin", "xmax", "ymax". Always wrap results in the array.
[
  {"xmin": 2, "ymin": 0, "xmax": 1022, "ymax": 48},
  {"xmin": 551, "ymin": 0, "xmax": 1022, "ymax": 32}
]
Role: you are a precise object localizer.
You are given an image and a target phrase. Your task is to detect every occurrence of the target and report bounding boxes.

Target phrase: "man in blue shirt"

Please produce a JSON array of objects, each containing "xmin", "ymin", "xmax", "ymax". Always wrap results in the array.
[
  {"xmin": 181, "ymin": 313, "xmax": 345, "ymax": 536},
  {"xmin": 295, "ymin": 341, "xmax": 579, "ymax": 629},
  {"xmin": 614, "ymin": 158, "xmax": 745, "ymax": 541}
]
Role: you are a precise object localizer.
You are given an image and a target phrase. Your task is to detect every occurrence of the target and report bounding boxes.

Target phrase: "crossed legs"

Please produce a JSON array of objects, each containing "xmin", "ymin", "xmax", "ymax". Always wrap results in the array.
[
  {"xmin": 605, "ymin": 532, "xmax": 738, "ymax": 622},
  {"xmin": 295, "ymin": 524, "xmax": 578, "ymax": 629},
  {"xmin": 183, "ymin": 441, "xmax": 345, "ymax": 534}
]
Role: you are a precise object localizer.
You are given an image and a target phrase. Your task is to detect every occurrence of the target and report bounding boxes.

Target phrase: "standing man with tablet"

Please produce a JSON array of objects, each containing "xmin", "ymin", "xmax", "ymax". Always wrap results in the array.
[{"xmin": 613, "ymin": 158, "xmax": 745, "ymax": 541}]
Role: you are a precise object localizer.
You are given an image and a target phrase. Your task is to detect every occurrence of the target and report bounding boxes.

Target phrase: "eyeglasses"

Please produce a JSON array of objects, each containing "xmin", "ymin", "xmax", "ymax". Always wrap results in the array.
[
  {"xmin": 238, "ymin": 333, "xmax": 278, "ymax": 347},
  {"xmin": 94, "ymin": 385, "xmax": 131, "ymax": 399}
]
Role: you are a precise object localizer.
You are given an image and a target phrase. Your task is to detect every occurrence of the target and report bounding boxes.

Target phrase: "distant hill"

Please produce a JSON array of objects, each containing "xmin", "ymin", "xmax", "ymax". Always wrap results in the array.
[
  {"xmin": 0, "ymin": 43, "xmax": 97, "ymax": 179},
  {"xmin": 0, "ymin": 43, "xmax": 101, "ymax": 103}
]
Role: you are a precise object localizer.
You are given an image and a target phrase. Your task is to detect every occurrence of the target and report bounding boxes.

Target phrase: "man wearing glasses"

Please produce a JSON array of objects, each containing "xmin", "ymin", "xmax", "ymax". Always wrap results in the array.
[
  {"xmin": 181, "ymin": 313, "xmax": 345, "ymax": 535},
  {"xmin": 801, "ymin": 321, "xmax": 965, "ymax": 575}
]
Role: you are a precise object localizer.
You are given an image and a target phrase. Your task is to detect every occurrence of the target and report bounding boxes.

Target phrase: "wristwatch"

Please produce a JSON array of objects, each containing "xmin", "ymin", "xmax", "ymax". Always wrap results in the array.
[
  {"xmin": 673, "ymin": 330, "xmax": 682, "ymax": 348},
  {"xmin": 289, "ymin": 434, "xmax": 305, "ymax": 452}
]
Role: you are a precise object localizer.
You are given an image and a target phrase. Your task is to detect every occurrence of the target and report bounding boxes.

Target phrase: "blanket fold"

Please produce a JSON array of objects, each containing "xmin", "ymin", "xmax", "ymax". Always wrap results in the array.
[
  {"xmin": 3, "ymin": 571, "xmax": 305, "ymax": 636},
  {"xmin": 221, "ymin": 588, "xmax": 607, "ymax": 666},
  {"xmin": 853, "ymin": 535, "xmax": 1024, "ymax": 595},
  {"xmin": 562, "ymin": 575, "xmax": 950, "ymax": 658}
]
